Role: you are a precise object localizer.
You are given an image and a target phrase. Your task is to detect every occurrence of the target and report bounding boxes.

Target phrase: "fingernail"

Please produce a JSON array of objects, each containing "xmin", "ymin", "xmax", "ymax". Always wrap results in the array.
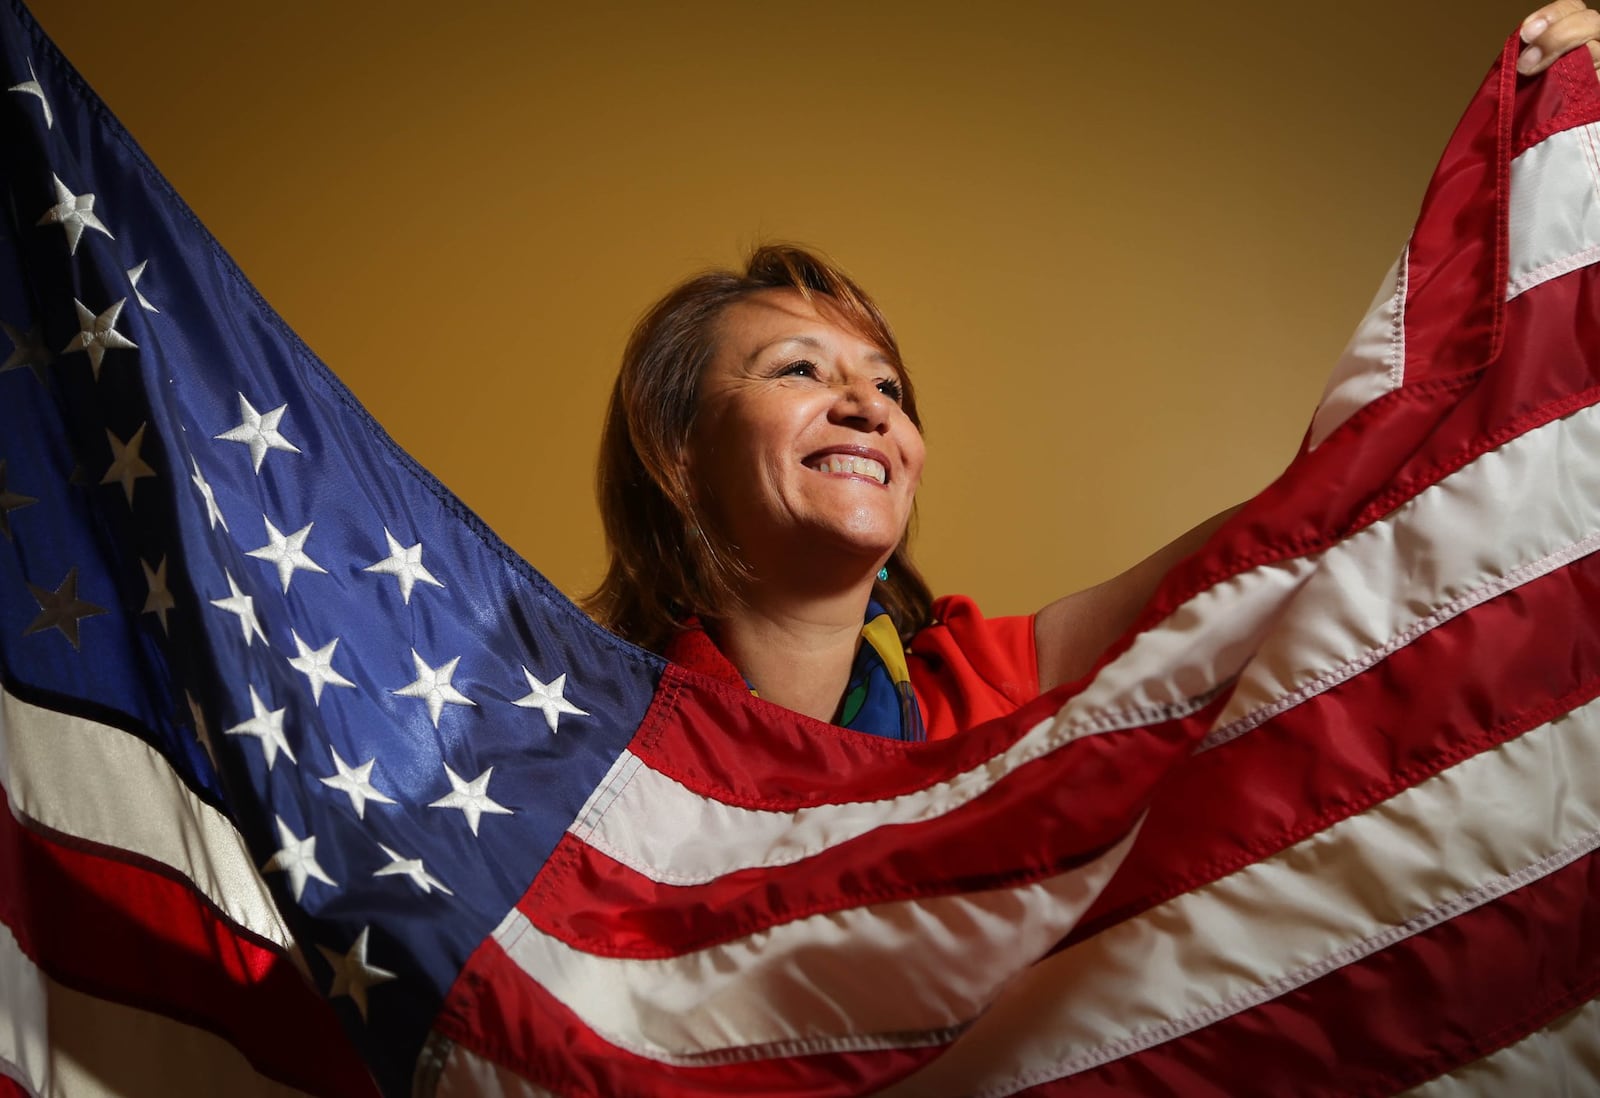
[
  {"xmin": 1521, "ymin": 16, "xmax": 1548, "ymax": 42},
  {"xmin": 1518, "ymin": 45, "xmax": 1544, "ymax": 74}
]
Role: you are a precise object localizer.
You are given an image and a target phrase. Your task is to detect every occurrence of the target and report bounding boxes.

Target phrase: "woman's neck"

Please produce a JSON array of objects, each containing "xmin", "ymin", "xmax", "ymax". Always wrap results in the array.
[{"xmin": 709, "ymin": 584, "xmax": 873, "ymax": 723}]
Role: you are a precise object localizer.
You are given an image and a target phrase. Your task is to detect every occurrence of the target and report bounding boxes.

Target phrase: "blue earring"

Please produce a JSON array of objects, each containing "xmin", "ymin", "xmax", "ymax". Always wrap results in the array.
[{"xmin": 876, "ymin": 566, "xmax": 889, "ymax": 582}]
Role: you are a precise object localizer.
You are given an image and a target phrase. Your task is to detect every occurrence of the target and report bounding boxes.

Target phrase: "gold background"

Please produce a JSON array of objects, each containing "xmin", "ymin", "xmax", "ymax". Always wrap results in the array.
[{"xmin": 29, "ymin": 1, "xmax": 1532, "ymax": 615}]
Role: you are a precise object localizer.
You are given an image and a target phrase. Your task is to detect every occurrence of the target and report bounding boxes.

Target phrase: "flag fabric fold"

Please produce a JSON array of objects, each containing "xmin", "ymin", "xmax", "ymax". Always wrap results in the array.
[{"xmin": 1, "ymin": 2, "xmax": 1597, "ymax": 1094}]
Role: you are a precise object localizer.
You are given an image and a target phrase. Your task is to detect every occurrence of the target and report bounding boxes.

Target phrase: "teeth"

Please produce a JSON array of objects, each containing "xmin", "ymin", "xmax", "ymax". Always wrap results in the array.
[{"xmin": 809, "ymin": 455, "xmax": 887, "ymax": 484}]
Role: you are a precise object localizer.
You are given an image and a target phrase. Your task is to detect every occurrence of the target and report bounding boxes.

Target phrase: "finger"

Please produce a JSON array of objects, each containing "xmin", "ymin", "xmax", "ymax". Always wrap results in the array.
[
  {"xmin": 1521, "ymin": 0, "xmax": 1587, "ymax": 44},
  {"xmin": 1519, "ymin": 6, "xmax": 1600, "ymax": 74}
]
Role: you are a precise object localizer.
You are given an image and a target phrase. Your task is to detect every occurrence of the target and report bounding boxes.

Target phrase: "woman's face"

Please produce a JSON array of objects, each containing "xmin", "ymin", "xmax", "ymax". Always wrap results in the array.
[{"xmin": 687, "ymin": 288, "xmax": 925, "ymax": 582}]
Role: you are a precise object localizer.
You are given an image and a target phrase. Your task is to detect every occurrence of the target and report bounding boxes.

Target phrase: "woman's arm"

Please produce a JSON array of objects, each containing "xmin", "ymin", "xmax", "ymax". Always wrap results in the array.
[{"xmin": 1034, "ymin": 504, "xmax": 1241, "ymax": 692}]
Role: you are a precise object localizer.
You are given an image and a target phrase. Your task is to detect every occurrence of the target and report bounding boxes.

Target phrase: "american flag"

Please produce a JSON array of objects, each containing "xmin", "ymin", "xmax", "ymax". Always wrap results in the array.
[{"xmin": 2, "ymin": 0, "xmax": 1598, "ymax": 1091}]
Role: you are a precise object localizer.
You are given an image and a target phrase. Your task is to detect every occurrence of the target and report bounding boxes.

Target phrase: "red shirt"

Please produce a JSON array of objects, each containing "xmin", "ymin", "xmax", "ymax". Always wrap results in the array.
[
  {"xmin": 907, "ymin": 595, "xmax": 1038, "ymax": 741},
  {"xmin": 662, "ymin": 595, "xmax": 1039, "ymax": 742}
]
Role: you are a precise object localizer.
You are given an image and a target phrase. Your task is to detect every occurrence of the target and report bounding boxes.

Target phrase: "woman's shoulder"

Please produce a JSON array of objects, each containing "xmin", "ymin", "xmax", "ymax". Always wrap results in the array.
[{"xmin": 907, "ymin": 594, "xmax": 1038, "ymax": 739}]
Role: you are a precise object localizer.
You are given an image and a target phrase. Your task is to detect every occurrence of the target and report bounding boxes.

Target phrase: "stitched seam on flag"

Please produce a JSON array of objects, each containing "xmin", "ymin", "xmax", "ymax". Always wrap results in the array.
[
  {"xmin": 1073, "ymin": 665, "xmax": 1600, "ymax": 945},
  {"xmin": 1506, "ymin": 242, "xmax": 1600, "ymax": 299},
  {"xmin": 569, "ymin": 752, "xmax": 646, "ymax": 837},
  {"xmin": 435, "ymin": 936, "xmax": 965, "ymax": 1075},
  {"xmin": 1388, "ymin": 243, "xmax": 1407, "ymax": 391},
  {"xmin": 1198, "ymin": 528, "xmax": 1600, "ymax": 752},
  {"xmin": 987, "ymin": 828, "xmax": 1600, "ymax": 1097}
]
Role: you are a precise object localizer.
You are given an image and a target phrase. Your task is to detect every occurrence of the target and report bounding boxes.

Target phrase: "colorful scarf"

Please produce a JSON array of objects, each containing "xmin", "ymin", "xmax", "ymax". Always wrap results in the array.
[{"xmin": 664, "ymin": 600, "xmax": 926, "ymax": 741}]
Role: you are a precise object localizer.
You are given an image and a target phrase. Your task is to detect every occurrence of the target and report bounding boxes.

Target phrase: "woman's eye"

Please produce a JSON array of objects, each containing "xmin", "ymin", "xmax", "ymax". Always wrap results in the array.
[
  {"xmin": 877, "ymin": 377, "xmax": 905, "ymax": 403},
  {"xmin": 777, "ymin": 359, "xmax": 818, "ymax": 379}
]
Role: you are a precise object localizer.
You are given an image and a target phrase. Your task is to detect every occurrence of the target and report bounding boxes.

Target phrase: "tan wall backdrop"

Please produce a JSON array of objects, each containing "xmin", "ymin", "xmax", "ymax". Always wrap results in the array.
[{"xmin": 28, "ymin": 0, "xmax": 1538, "ymax": 616}]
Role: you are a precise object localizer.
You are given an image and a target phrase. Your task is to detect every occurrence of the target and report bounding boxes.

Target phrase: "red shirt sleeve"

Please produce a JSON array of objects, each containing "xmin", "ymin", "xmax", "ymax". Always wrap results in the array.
[{"xmin": 907, "ymin": 594, "xmax": 1039, "ymax": 741}]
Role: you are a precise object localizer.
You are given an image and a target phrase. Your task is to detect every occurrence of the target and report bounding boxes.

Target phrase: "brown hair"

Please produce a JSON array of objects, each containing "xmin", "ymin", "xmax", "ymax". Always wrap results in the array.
[{"xmin": 584, "ymin": 244, "xmax": 935, "ymax": 652}]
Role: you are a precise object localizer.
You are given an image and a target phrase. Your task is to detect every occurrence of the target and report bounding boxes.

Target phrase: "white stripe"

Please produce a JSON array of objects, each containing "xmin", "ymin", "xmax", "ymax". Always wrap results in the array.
[
  {"xmin": 1307, "ymin": 246, "xmax": 1407, "ymax": 449},
  {"xmin": 0, "ymin": 919, "xmax": 308, "ymax": 1097},
  {"xmin": 493, "ymin": 827, "xmax": 1137, "ymax": 1062},
  {"xmin": 0, "ymin": 687, "xmax": 291, "ymax": 950},
  {"xmin": 1400, "ymin": 995, "xmax": 1600, "ymax": 1096},
  {"xmin": 578, "ymin": 396, "xmax": 1600, "ymax": 888},
  {"xmin": 1507, "ymin": 122, "xmax": 1600, "ymax": 300},
  {"xmin": 877, "ymin": 695, "xmax": 1600, "ymax": 1097}
]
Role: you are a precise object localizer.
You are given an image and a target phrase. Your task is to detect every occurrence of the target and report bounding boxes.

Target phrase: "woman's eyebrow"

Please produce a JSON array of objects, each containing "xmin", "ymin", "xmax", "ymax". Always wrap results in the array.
[{"xmin": 744, "ymin": 333, "xmax": 826, "ymax": 365}]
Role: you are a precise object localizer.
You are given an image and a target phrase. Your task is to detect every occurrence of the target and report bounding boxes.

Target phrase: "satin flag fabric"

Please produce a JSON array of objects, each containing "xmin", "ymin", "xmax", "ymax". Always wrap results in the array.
[{"xmin": 0, "ymin": 0, "xmax": 1597, "ymax": 1092}]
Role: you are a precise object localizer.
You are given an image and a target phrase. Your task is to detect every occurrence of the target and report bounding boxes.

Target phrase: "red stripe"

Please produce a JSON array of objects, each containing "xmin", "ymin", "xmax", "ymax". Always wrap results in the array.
[
  {"xmin": 434, "ymin": 934, "xmax": 939, "ymax": 1098},
  {"xmin": 1073, "ymin": 538, "xmax": 1600, "ymax": 944},
  {"xmin": 0, "ymin": 1079, "xmax": 26, "ymax": 1098},
  {"xmin": 1023, "ymin": 847, "xmax": 1600, "ymax": 1096},
  {"xmin": 0, "ymin": 787, "xmax": 375, "ymax": 1098}
]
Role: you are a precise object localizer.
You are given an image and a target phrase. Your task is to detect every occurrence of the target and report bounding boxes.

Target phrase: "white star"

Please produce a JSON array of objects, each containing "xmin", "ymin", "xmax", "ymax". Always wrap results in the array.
[
  {"xmin": 393, "ymin": 650, "xmax": 475, "ymax": 728},
  {"xmin": 225, "ymin": 685, "xmax": 295, "ymax": 769},
  {"xmin": 247, "ymin": 516, "xmax": 327, "ymax": 592},
  {"xmin": 513, "ymin": 668, "xmax": 588, "ymax": 734},
  {"xmin": 0, "ymin": 459, "xmax": 38, "ymax": 541},
  {"xmin": 210, "ymin": 571, "xmax": 267, "ymax": 647},
  {"xmin": 189, "ymin": 457, "xmax": 228, "ymax": 532},
  {"xmin": 319, "ymin": 746, "xmax": 395, "ymax": 819},
  {"xmin": 1, "ymin": 319, "xmax": 53, "ymax": 382},
  {"xmin": 127, "ymin": 259, "xmax": 159, "ymax": 312},
  {"xmin": 287, "ymin": 631, "xmax": 356, "ymax": 704},
  {"xmin": 362, "ymin": 528, "xmax": 443, "ymax": 604},
  {"xmin": 262, "ymin": 815, "xmax": 335, "ymax": 901},
  {"xmin": 24, "ymin": 567, "xmax": 105, "ymax": 649},
  {"xmin": 214, "ymin": 393, "xmax": 300, "ymax": 473},
  {"xmin": 428, "ymin": 764, "xmax": 512, "ymax": 836},
  {"xmin": 8, "ymin": 58, "xmax": 53, "ymax": 129},
  {"xmin": 141, "ymin": 555, "xmax": 175, "ymax": 634},
  {"xmin": 37, "ymin": 176, "xmax": 110, "ymax": 254},
  {"xmin": 101, "ymin": 423, "xmax": 156, "ymax": 505},
  {"xmin": 317, "ymin": 927, "xmax": 395, "ymax": 1021},
  {"xmin": 63, "ymin": 298, "xmax": 136, "ymax": 379},
  {"xmin": 373, "ymin": 843, "xmax": 452, "ymax": 895},
  {"xmin": 185, "ymin": 690, "xmax": 218, "ymax": 769}
]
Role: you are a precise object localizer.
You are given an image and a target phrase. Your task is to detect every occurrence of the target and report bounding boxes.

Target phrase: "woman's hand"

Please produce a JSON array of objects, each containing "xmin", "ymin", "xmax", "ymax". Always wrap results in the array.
[{"xmin": 1519, "ymin": 1, "xmax": 1600, "ymax": 77}]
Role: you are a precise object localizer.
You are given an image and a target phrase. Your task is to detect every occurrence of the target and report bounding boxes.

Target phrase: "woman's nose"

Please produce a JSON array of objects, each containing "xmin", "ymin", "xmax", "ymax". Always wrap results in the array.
[{"xmin": 829, "ymin": 377, "xmax": 892, "ymax": 432}]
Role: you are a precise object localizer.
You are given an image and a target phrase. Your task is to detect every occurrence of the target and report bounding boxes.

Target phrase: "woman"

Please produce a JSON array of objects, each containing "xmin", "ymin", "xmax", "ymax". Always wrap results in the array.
[{"xmin": 587, "ymin": 2, "xmax": 1600, "ymax": 743}]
